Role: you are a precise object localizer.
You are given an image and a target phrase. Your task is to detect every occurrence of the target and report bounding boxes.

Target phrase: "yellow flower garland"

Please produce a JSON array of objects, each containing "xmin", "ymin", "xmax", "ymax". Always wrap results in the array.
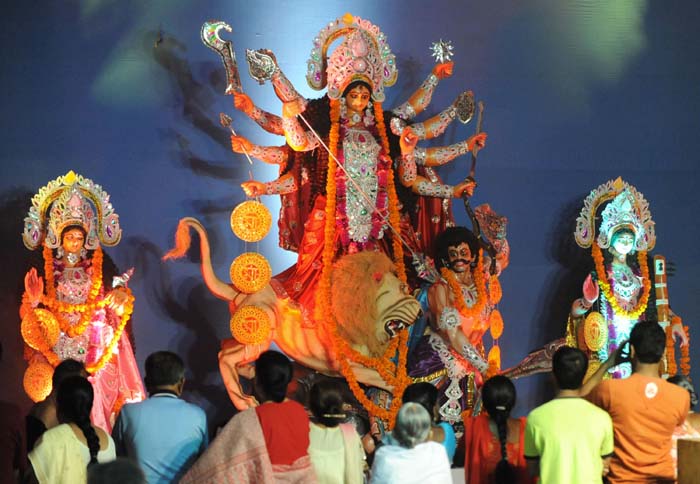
[
  {"xmin": 440, "ymin": 250, "xmax": 487, "ymax": 321},
  {"xmin": 42, "ymin": 245, "xmax": 105, "ymax": 338},
  {"xmin": 592, "ymin": 242, "xmax": 650, "ymax": 319},
  {"xmin": 22, "ymin": 245, "xmax": 135, "ymax": 375},
  {"xmin": 315, "ymin": 98, "xmax": 409, "ymax": 426}
]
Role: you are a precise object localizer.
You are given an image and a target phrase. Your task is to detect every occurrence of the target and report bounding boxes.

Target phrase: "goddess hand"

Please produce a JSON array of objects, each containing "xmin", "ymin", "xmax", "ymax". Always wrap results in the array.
[
  {"xmin": 241, "ymin": 180, "xmax": 266, "ymax": 197},
  {"xmin": 433, "ymin": 61, "xmax": 454, "ymax": 80},
  {"xmin": 582, "ymin": 274, "xmax": 599, "ymax": 306},
  {"xmin": 400, "ymin": 127, "xmax": 419, "ymax": 154},
  {"xmin": 231, "ymin": 135, "xmax": 253, "ymax": 154},
  {"xmin": 453, "ymin": 179, "xmax": 477, "ymax": 198},
  {"xmin": 282, "ymin": 99, "xmax": 304, "ymax": 118},
  {"xmin": 233, "ymin": 93, "xmax": 254, "ymax": 115},
  {"xmin": 466, "ymin": 132, "xmax": 488, "ymax": 153},
  {"xmin": 24, "ymin": 268, "xmax": 44, "ymax": 305},
  {"xmin": 672, "ymin": 322, "xmax": 689, "ymax": 347},
  {"xmin": 105, "ymin": 288, "xmax": 128, "ymax": 316}
]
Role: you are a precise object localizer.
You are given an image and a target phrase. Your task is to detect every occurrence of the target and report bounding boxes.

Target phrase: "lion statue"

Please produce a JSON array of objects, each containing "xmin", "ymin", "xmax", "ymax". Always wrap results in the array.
[{"xmin": 164, "ymin": 217, "xmax": 421, "ymax": 410}]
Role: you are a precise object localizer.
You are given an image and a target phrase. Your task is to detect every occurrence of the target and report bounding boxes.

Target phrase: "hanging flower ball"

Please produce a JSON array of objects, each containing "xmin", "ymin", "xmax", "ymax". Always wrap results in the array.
[
  {"xmin": 488, "ymin": 275, "xmax": 502, "ymax": 305},
  {"xmin": 489, "ymin": 310, "xmax": 504, "ymax": 340},
  {"xmin": 21, "ymin": 308, "xmax": 60, "ymax": 351},
  {"xmin": 24, "ymin": 360, "xmax": 55, "ymax": 402},
  {"xmin": 230, "ymin": 305, "xmax": 272, "ymax": 345},
  {"xmin": 230, "ymin": 253, "xmax": 272, "ymax": 294},
  {"xmin": 230, "ymin": 200, "xmax": 272, "ymax": 242},
  {"xmin": 487, "ymin": 345, "xmax": 501, "ymax": 377}
]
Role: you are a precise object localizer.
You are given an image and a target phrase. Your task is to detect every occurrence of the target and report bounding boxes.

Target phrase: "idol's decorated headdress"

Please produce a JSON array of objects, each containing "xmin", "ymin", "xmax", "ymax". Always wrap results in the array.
[
  {"xmin": 23, "ymin": 171, "xmax": 122, "ymax": 251},
  {"xmin": 306, "ymin": 13, "xmax": 397, "ymax": 102},
  {"xmin": 574, "ymin": 177, "xmax": 655, "ymax": 251}
]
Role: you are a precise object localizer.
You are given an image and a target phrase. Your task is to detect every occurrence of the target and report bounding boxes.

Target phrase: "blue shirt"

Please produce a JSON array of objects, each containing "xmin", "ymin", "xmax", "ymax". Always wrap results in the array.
[{"xmin": 112, "ymin": 393, "xmax": 208, "ymax": 483}]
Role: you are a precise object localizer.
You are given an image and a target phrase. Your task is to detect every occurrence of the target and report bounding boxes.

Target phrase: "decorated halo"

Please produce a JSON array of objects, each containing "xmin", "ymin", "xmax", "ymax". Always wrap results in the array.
[
  {"xmin": 23, "ymin": 171, "xmax": 122, "ymax": 251},
  {"xmin": 574, "ymin": 177, "xmax": 655, "ymax": 251},
  {"xmin": 306, "ymin": 13, "xmax": 397, "ymax": 102}
]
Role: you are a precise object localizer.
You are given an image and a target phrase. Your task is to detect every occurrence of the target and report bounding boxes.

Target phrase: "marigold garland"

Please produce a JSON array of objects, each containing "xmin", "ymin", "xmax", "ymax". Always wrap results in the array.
[
  {"xmin": 592, "ymin": 242, "xmax": 650, "ymax": 319},
  {"xmin": 440, "ymin": 250, "xmax": 487, "ymax": 321},
  {"xmin": 681, "ymin": 324, "xmax": 691, "ymax": 376},
  {"xmin": 315, "ymin": 99, "xmax": 409, "ymax": 426},
  {"xmin": 42, "ymin": 245, "xmax": 106, "ymax": 338},
  {"xmin": 665, "ymin": 324, "xmax": 677, "ymax": 376},
  {"xmin": 23, "ymin": 246, "xmax": 135, "ymax": 375}
]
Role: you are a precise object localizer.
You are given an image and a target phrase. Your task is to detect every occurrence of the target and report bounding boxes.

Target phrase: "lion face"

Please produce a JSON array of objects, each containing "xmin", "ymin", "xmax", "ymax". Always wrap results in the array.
[{"xmin": 373, "ymin": 272, "xmax": 421, "ymax": 354}]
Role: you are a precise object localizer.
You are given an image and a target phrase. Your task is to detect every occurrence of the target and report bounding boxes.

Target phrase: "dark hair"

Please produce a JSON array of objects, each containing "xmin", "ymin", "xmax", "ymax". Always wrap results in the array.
[
  {"xmin": 87, "ymin": 457, "xmax": 146, "ymax": 484},
  {"xmin": 552, "ymin": 347, "xmax": 588, "ymax": 390},
  {"xmin": 309, "ymin": 379, "xmax": 345, "ymax": 427},
  {"xmin": 255, "ymin": 351, "xmax": 293, "ymax": 403},
  {"xmin": 56, "ymin": 376, "xmax": 99, "ymax": 466},
  {"xmin": 434, "ymin": 226, "xmax": 480, "ymax": 270},
  {"xmin": 60, "ymin": 225, "xmax": 87, "ymax": 240},
  {"xmin": 52, "ymin": 359, "xmax": 87, "ymax": 391},
  {"xmin": 482, "ymin": 376, "xmax": 516, "ymax": 484},
  {"xmin": 630, "ymin": 321, "xmax": 666, "ymax": 364},
  {"xmin": 343, "ymin": 80, "xmax": 372, "ymax": 98},
  {"xmin": 144, "ymin": 351, "xmax": 185, "ymax": 390},
  {"xmin": 668, "ymin": 374, "xmax": 698, "ymax": 408},
  {"xmin": 402, "ymin": 383, "xmax": 438, "ymax": 424}
]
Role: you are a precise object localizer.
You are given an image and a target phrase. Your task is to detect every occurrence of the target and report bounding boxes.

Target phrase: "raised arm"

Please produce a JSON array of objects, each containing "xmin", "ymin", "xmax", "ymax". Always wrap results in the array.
[
  {"xmin": 241, "ymin": 173, "xmax": 297, "ymax": 198},
  {"xmin": 233, "ymin": 93, "xmax": 283, "ymax": 135},
  {"xmin": 280, "ymin": 100, "xmax": 320, "ymax": 152},
  {"xmin": 230, "ymin": 136, "xmax": 288, "ymax": 166},
  {"xmin": 392, "ymin": 62, "xmax": 453, "ymax": 121}
]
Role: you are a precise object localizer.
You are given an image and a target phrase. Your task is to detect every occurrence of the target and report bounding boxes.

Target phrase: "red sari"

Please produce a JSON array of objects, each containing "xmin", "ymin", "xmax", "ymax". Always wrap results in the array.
[{"xmin": 464, "ymin": 414, "xmax": 531, "ymax": 484}]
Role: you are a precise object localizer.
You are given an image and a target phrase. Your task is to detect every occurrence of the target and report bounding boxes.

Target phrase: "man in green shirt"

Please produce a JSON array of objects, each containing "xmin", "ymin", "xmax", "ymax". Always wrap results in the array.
[{"xmin": 524, "ymin": 347, "xmax": 614, "ymax": 483}]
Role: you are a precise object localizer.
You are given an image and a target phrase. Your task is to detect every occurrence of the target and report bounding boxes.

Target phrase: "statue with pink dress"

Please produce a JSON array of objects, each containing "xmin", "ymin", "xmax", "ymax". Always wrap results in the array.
[{"xmin": 20, "ymin": 171, "xmax": 144, "ymax": 431}]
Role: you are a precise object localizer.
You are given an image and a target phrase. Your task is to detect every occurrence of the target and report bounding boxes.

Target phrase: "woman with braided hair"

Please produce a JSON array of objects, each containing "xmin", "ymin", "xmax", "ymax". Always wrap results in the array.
[
  {"xmin": 27, "ymin": 376, "xmax": 115, "ymax": 483},
  {"xmin": 464, "ymin": 376, "xmax": 530, "ymax": 484}
]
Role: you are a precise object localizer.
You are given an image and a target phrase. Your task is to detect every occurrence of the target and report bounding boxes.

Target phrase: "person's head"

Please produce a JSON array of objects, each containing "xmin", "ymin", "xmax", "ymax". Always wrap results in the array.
[
  {"xmin": 610, "ymin": 227, "xmax": 636, "ymax": 257},
  {"xmin": 482, "ymin": 375, "xmax": 517, "ymax": 484},
  {"xmin": 342, "ymin": 81, "xmax": 372, "ymax": 115},
  {"xmin": 402, "ymin": 382, "xmax": 438, "ymax": 424},
  {"xmin": 52, "ymin": 359, "xmax": 87, "ymax": 396},
  {"xmin": 56, "ymin": 376, "xmax": 100, "ymax": 466},
  {"xmin": 630, "ymin": 321, "xmax": 666, "ymax": 364},
  {"xmin": 482, "ymin": 375, "xmax": 517, "ymax": 418},
  {"xmin": 668, "ymin": 374, "xmax": 698, "ymax": 408},
  {"xmin": 144, "ymin": 351, "xmax": 185, "ymax": 395},
  {"xmin": 392, "ymin": 402, "xmax": 431, "ymax": 449},
  {"xmin": 435, "ymin": 226, "xmax": 480, "ymax": 272},
  {"xmin": 61, "ymin": 226, "xmax": 87, "ymax": 255},
  {"xmin": 309, "ymin": 378, "xmax": 346, "ymax": 428},
  {"xmin": 254, "ymin": 351, "xmax": 293, "ymax": 403},
  {"xmin": 552, "ymin": 346, "xmax": 589, "ymax": 390},
  {"xmin": 87, "ymin": 457, "xmax": 146, "ymax": 484}
]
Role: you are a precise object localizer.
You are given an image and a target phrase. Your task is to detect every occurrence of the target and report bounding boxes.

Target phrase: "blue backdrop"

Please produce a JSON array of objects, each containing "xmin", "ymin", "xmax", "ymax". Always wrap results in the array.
[{"xmin": 2, "ymin": 0, "xmax": 699, "ymax": 428}]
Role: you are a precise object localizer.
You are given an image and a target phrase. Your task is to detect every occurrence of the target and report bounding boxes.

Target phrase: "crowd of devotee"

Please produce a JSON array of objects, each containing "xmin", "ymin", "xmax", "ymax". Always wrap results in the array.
[{"xmin": 1, "ymin": 319, "xmax": 697, "ymax": 483}]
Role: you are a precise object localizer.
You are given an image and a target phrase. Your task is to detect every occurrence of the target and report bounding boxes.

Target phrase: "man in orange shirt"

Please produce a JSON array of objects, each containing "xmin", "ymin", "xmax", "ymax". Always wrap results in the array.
[{"xmin": 583, "ymin": 321, "xmax": 689, "ymax": 483}]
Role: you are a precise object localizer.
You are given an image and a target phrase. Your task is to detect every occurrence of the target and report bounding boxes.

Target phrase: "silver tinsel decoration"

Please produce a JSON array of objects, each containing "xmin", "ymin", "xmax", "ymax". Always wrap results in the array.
[{"xmin": 430, "ymin": 39, "xmax": 454, "ymax": 63}]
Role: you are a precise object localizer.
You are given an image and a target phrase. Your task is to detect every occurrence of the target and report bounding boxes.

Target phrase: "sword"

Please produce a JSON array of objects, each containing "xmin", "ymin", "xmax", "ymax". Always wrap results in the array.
[{"xmin": 201, "ymin": 21, "xmax": 243, "ymax": 95}]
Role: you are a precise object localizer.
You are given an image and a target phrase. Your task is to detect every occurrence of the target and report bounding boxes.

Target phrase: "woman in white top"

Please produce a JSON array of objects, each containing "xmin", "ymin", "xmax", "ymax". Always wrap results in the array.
[
  {"xmin": 370, "ymin": 402, "xmax": 451, "ymax": 484},
  {"xmin": 308, "ymin": 378, "xmax": 365, "ymax": 484},
  {"xmin": 27, "ymin": 376, "xmax": 116, "ymax": 483}
]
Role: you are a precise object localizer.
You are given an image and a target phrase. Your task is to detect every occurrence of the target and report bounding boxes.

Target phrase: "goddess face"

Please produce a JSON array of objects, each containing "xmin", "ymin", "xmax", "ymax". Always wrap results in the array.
[
  {"xmin": 611, "ymin": 230, "xmax": 635, "ymax": 256},
  {"xmin": 345, "ymin": 84, "xmax": 371, "ymax": 114},
  {"xmin": 447, "ymin": 242, "xmax": 473, "ymax": 273},
  {"xmin": 61, "ymin": 227, "xmax": 85, "ymax": 255}
]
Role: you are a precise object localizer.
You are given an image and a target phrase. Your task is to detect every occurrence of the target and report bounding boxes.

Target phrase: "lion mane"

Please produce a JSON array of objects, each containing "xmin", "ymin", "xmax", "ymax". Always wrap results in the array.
[{"xmin": 331, "ymin": 251, "xmax": 396, "ymax": 357}]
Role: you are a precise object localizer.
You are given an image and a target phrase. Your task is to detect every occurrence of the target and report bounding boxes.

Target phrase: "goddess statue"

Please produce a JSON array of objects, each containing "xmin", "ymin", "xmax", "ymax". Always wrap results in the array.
[
  {"xmin": 199, "ymin": 14, "xmax": 489, "ymax": 424},
  {"xmin": 20, "ymin": 171, "xmax": 144, "ymax": 431},
  {"xmin": 568, "ymin": 178, "xmax": 688, "ymax": 379}
]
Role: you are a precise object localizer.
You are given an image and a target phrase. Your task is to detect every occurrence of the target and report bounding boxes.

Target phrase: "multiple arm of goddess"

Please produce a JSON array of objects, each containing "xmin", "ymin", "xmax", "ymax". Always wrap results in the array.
[{"xmin": 230, "ymin": 58, "xmax": 488, "ymax": 199}]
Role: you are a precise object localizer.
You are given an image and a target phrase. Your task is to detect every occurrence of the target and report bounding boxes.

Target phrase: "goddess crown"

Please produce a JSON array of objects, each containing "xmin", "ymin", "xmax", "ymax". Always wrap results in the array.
[
  {"xmin": 574, "ymin": 177, "xmax": 655, "ymax": 251},
  {"xmin": 23, "ymin": 171, "xmax": 122, "ymax": 251},
  {"xmin": 306, "ymin": 13, "xmax": 397, "ymax": 102}
]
